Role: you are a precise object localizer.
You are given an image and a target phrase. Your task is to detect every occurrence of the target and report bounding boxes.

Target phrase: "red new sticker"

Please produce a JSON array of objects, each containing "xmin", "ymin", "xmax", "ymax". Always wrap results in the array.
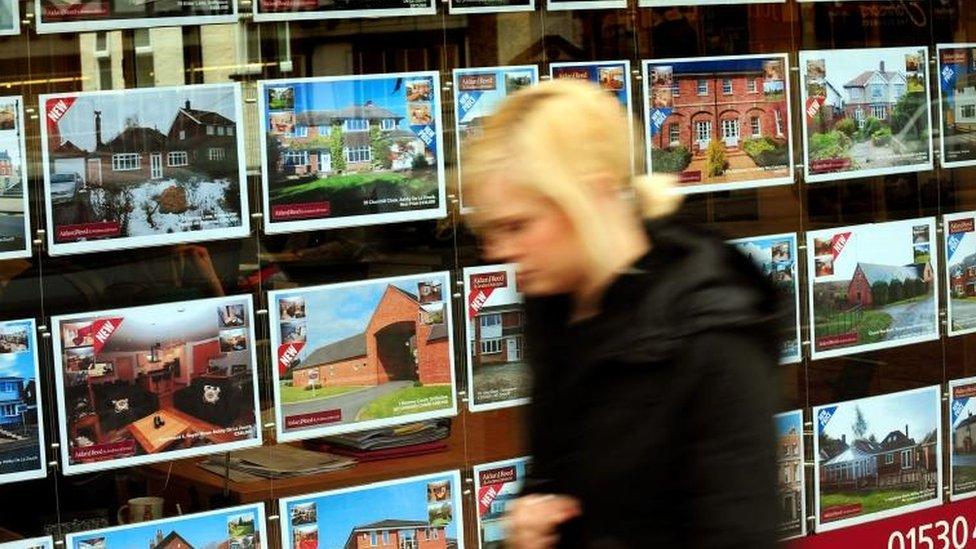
[
  {"xmin": 277, "ymin": 341, "xmax": 305, "ymax": 375},
  {"xmin": 91, "ymin": 317, "xmax": 123, "ymax": 354}
]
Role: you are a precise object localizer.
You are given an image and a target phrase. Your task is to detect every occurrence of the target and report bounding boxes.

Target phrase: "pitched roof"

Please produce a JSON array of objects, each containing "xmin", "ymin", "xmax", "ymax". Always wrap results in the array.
[
  {"xmin": 294, "ymin": 104, "xmax": 402, "ymax": 126},
  {"xmin": 152, "ymin": 531, "xmax": 195, "ymax": 549},
  {"xmin": 427, "ymin": 323, "xmax": 448, "ymax": 342},
  {"xmin": 844, "ymin": 65, "xmax": 903, "ymax": 88},
  {"xmin": 476, "ymin": 304, "xmax": 521, "ymax": 316},
  {"xmin": 179, "ymin": 107, "xmax": 234, "ymax": 127},
  {"xmin": 353, "ymin": 519, "xmax": 429, "ymax": 531},
  {"xmin": 99, "ymin": 126, "xmax": 167, "ymax": 152},
  {"xmin": 879, "ymin": 429, "xmax": 916, "ymax": 452},
  {"xmin": 958, "ymin": 413, "xmax": 976, "ymax": 431},
  {"xmin": 857, "ymin": 263, "xmax": 926, "ymax": 285},
  {"xmin": 824, "ymin": 439, "xmax": 879, "ymax": 465},
  {"xmin": 295, "ymin": 332, "xmax": 367, "ymax": 371},
  {"xmin": 53, "ymin": 139, "xmax": 88, "ymax": 157}
]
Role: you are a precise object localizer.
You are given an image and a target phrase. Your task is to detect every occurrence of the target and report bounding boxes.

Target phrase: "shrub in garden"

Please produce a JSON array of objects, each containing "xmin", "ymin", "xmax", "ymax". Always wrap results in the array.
[
  {"xmin": 650, "ymin": 146, "xmax": 692, "ymax": 173},
  {"xmin": 705, "ymin": 140, "xmax": 727, "ymax": 177}
]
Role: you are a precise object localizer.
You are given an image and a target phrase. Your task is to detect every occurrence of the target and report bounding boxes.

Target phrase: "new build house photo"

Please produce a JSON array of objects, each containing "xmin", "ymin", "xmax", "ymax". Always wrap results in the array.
[
  {"xmin": 814, "ymin": 386, "xmax": 941, "ymax": 532},
  {"xmin": 643, "ymin": 54, "xmax": 793, "ymax": 193},
  {"xmin": 260, "ymin": 73, "xmax": 446, "ymax": 233},
  {"xmin": 473, "ymin": 458, "xmax": 527, "ymax": 549},
  {"xmin": 271, "ymin": 273, "xmax": 456, "ymax": 441},
  {"xmin": 41, "ymin": 84, "xmax": 248, "ymax": 255},
  {"xmin": 52, "ymin": 296, "xmax": 261, "ymax": 475},
  {"xmin": 937, "ymin": 44, "xmax": 976, "ymax": 167}
]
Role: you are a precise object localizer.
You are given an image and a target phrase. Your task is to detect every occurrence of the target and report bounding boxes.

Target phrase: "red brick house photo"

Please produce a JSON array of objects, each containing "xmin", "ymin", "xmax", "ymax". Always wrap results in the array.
[
  {"xmin": 846, "ymin": 262, "xmax": 933, "ymax": 307},
  {"xmin": 343, "ymin": 519, "xmax": 453, "ymax": 549}
]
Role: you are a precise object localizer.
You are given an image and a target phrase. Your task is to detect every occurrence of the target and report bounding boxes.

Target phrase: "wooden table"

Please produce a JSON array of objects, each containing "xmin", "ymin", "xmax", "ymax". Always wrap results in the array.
[{"xmin": 128, "ymin": 410, "xmax": 190, "ymax": 454}]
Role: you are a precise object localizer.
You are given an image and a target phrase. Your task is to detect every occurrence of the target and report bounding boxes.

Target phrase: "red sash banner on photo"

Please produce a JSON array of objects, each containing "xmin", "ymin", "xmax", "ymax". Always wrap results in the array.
[
  {"xmin": 91, "ymin": 318, "xmax": 123, "ymax": 354},
  {"xmin": 278, "ymin": 341, "xmax": 305, "ymax": 375},
  {"xmin": 830, "ymin": 232, "xmax": 852, "ymax": 260},
  {"xmin": 478, "ymin": 483, "xmax": 502, "ymax": 516},
  {"xmin": 468, "ymin": 271, "xmax": 508, "ymax": 319},
  {"xmin": 45, "ymin": 96, "xmax": 76, "ymax": 133},
  {"xmin": 805, "ymin": 96, "xmax": 824, "ymax": 123}
]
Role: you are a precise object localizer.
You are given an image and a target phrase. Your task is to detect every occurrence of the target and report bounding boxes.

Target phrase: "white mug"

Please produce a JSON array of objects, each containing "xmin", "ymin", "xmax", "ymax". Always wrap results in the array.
[{"xmin": 117, "ymin": 496, "xmax": 164, "ymax": 524}]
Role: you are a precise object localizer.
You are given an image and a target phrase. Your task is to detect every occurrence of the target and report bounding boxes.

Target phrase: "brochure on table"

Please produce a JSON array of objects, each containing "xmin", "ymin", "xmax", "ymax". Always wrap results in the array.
[
  {"xmin": 35, "ymin": 0, "xmax": 236, "ymax": 33},
  {"xmin": 0, "ymin": 318, "xmax": 46, "ymax": 485},
  {"xmin": 943, "ymin": 211, "xmax": 976, "ymax": 336},
  {"xmin": 806, "ymin": 217, "xmax": 939, "ymax": 360},
  {"xmin": 39, "ymin": 83, "xmax": 249, "ymax": 256},
  {"xmin": 473, "ymin": 457, "xmax": 530, "ymax": 549},
  {"xmin": 775, "ymin": 410, "xmax": 806, "ymax": 540},
  {"xmin": 799, "ymin": 46, "xmax": 933, "ymax": 183},
  {"xmin": 449, "ymin": 0, "xmax": 533, "ymax": 14},
  {"xmin": 936, "ymin": 44, "xmax": 976, "ymax": 169},
  {"xmin": 813, "ymin": 385, "xmax": 942, "ymax": 532},
  {"xmin": 549, "ymin": 60, "xmax": 634, "ymax": 170},
  {"xmin": 65, "ymin": 503, "xmax": 267, "ymax": 549},
  {"xmin": 0, "ymin": 537, "xmax": 54, "ymax": 549},
  {"xmin": 270, "ymin": 272, "xmax": 458, "ymax": 442},
  {"xmin": 51, "ymin": 295, "xmax": 262, "ymax": 475},
  {"xmin": 950, "ymin": 376, "xmax": 976, "ymax": 501},
  {"xmin": 253, "ymin": 0, "xmax": 435, "ymax": 23},
  {"xmin": 642, "ymin": 54, "xmax": 793, "ymax": 194},
  {"xmin": 279, "ymin": 470, "xmax": 464, "ymax": 549},
  {"xmin": 729, "ymin": 233, "xmax": 801, "ymax": 364},
  {"xmin": 463, "ymin": 264, "xmax": 531, "ymax": 411},
  {"xmin": 454, "ymin": 66, "xmax": 538, "ymax": 211},
  {"xmin": 259, "ymin": 72, "xmax": 446, "ymax": 234},
  {"xmin": 0, "ymin": 97, "xmax": 31, "ymax": 260}
]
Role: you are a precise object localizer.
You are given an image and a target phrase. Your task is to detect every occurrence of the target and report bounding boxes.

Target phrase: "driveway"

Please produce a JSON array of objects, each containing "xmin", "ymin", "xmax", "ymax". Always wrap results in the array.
[
  {"xmin": 0, "ymin": 212, "xmax": 25, "ymax": 249},
  {"xmin": 880, "ymin": 296, "xmax": 937, "ymax": 341},
  {"xmin": 283, "ymin": 380, "xmax": 414, "ymax": 428},
  {"xmin": 952, "ymin": 299, "xmax": 976, "ymax": 331}
]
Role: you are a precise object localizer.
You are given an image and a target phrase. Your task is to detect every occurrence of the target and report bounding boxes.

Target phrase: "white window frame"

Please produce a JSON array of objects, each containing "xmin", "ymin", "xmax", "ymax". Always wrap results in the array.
[
  {"xmin": 344, "ymin": 119, "xmax": 369, "ymax": 132},
  {"xmin": 167, "ymin": 151, "xmax": 188, "ymax": 167},
  {"xmin": 344, "ymin": 145, "xmax": 371, "ymax": 164},
  {"xmin": 722, "ymin": 78, "xmax": 733, "ymax": 95},
  {"xmin": 885, "ymin": 453, "xmax": 894, "ymax": 465},
  {"xmin": 697, "ymin": 79, "xmax": 708, "ymax": 96},
  {"xmin": 481, "ymin": 338, "xmax": 503, "ymax": 354},
  {"xmin": 669, "ymin": 123, "xmax": 680, "ymax": 147},
  {"xmin": 380, "ymin": 119, "xmax": 396, "ymax": 131},
  {"xmin": 291, "ymin": 126, "xmax": 308, "ymax": 138},
  {"xmin": 747, "ymin": 78, "xmax": 757, "ymax": 93},
  {"xmin": 206, "ymin": 125, "xmax": 215, "ymax": 136},
  {"xmin": 227, "ymin": 126, "xmax": 235, "ymax": 136},
  {"xmin": 963, "ymin": 105, "xmax": 976, "ymax": 119},
  {"xmin": 901, "ymin": 449, "xmax": 913, "ymax": 469},
  {"xmin": 208, "ymin": 147, "xmax": 225, "ymax": 161},
  {"xmin": 751, "ymin": 116, "xmax": 761, "ymax": 137},
  {"xmin": 671, "ymin": 81, "xmax": 680, "ymax": 97},
  {"xmin": 217, "ymin": 126, "xmax": 225, "ymax": 136},
  {"xmin": 283, "ymin": 150, "xmax": 309, "ymax": 166},
  {"xmin": 774, "ymin": 109, "xmax": 783, "ymax": 136},
  {"xmin": 479, "ymin": 314, "xmax": 501, "ymax": 328},
  {"xmin": 871, "ymin": 105, "xmax": 886, "ymax": 120},
  {"xmin": 111, "ymin": 153, "xmax": 140, "ymax": 171},
  {"xmin": 178, "ymin": 129, "xmax": 186, "ymax": 140}
]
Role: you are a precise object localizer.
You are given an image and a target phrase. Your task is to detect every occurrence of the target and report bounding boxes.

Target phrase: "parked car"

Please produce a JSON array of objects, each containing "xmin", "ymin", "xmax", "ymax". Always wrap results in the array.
[{"xmin": 49, "ymin": 172, "xmax": 83, "ymax": 205}]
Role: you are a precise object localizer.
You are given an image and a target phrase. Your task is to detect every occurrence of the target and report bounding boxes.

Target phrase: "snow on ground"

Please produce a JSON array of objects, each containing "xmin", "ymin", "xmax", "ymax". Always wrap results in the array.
[{"xmin": 91, "ymin": 179, "xmax": 242, "ymax": 237}]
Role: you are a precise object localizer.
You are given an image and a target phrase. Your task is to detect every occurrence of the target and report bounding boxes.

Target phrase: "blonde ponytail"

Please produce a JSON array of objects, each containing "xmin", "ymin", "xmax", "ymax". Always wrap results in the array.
[{"xmin": 629, "ymin": 173, "xmax": 684, "ymax": 220}]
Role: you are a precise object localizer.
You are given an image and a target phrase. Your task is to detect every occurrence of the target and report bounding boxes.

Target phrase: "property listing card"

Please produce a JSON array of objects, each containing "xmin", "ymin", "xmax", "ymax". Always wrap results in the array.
[
  {"xmin": 36, "ymin": 0, "xmax": 235, "ymax": 33},
  {"xmin": 950, "ymin": 376, "xmax": 976, "ymax": 501},
  {"xmin": 0, "ymin": 97, "xmax": 31, "ymax": 260},
  {"xmin": 944, "ymin": 211, "xmax": 976, "ymax": 336},
  {"xmin": 269, "ymin": 272, "xmax": 457, "ymax": 442},
  {"xmin": 51, "ymin": 295, "xmax": 262, "ymax": 475},
  {"xmin": 473, "ymin": 457, "xmax": 530, "ymax": 548},
  {"xmin": 253, "ymin": 0, "xmax": 434, "ymax": 23},
  {"xmin": 449, "ymin": 0, "xmax": 532, "ymax": 14},
  {"xmin": 775, "ymin": 410, "xmax": 806, "ymax": 540},
  {"xmin": 806, "ymin": 217, "xmax": 939, "ymax": 360},
  {"xmin": 813, "ymin": 386, "xmax": 941, "ymax": 532},
  {"xmin": 936, "ymin": 44, "xmax": 976, "ymax": 168},
  {"xmin": 39, "ymin": 84, "xmax": 249, "ymax": 256},
  {"xmin": 0, "ymin": 537, "xmax": 54, "ymax": 549},
  {"xmin": 0, "ymin": 318, "xmax": 46, "ymax": 485}
]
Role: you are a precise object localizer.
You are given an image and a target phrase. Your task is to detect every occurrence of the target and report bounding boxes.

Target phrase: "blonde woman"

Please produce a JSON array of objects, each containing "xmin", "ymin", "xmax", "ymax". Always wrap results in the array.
[{"xmin": 463, "ymin": 79, "xmax": 781, "ymax": 549}]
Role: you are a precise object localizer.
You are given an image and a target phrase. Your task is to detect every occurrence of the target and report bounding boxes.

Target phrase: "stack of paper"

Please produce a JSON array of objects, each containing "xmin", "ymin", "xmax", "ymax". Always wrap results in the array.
[{"xmin": 197, "ymin": 444, "xmax": 356, "ymax": 481}]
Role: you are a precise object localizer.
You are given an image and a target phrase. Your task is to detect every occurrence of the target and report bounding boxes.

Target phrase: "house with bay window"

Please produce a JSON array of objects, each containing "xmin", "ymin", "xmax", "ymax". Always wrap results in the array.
[
  {"xmin": 842, "ymin": 61, "xmax": 908, "ymax": 129},
  {"xmin": 0, "ymin": 376, "xmax": 32, "ymax": 429}
]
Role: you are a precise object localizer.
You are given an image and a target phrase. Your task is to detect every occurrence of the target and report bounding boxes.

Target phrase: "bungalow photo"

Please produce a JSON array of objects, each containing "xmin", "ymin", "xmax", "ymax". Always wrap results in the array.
[
  {"xmin": 474, "ymin": 457, "xmax": 528, "ymax": 549},
  {"xmin": 463, "ymin": 264, "xmax": 531, "ymax": 411},
  {"xmin": 807, "ymin": 218, "xmax": 939, "ymax": 360},
  {"xmin": 260, "ymin": 72, "xmax": 446, "ymax": 233},
  {"xmin": 800, "ymin": 47, "xmax": 933, "ymax": 183},
  {"xmin": 53, "ymin": 296, "xmax": 261, "ymax": 475},
  {"xmin": 730, "ymin": 234, "xmax": 801, "ymax": 364},
  {"xmin": 775, "ymin": 411, "xmax": 805, "ymax": 539},
  {"xmin": 0, "ymin": 97, "xmax": 29, "ymax": 259},
  {"xmin": 814, "ymin": 386, "xmax": 941, "ymax": 531},
  {"xmin": 643, "ymin": 54, "xmax": 793, "ymax": 194},
  {"xmin": 950, "ymin": 376, "xmax": 976, "ymax": 500},
  {"xmin": 271, "ymin": 272, "xmax": 457, "ymax": 442},
  {"xmin": 279, "ymin": 471, "xmax": 463, "ymax": 549},
  {"xmin": 40, "ymin": 84, "xmax": 248, "ymax": 255},
  {"xmin": 937, "ymin": 44, "xmax": 976, "ymax": 168},
  {"xmin": 66, "ymin": 503, "xmax": 266, "ymax": 549},
  {"xmin": 453, "ymin": 66, "xmax": 538, "ymax": 210},
  {"xmin": 0, "ymin": 319, "xmax": 45, "ymax": 485},
  {"xmin": 944, "ymin": 211, "xmax": 976, "ymax": 336}
]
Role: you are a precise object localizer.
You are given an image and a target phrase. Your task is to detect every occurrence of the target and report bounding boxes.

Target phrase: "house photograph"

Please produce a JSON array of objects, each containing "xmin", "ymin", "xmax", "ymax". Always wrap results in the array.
[
  {"xmin": 775, "ymin": 411, "xmax": 805, "ymax": 539},
  {"xmin": 67, "ymin": 503, "xmax": 266, "ymax": 549},
  {"xmin": 463, "ymin": 264, "xmax": 531, "ymax": 412},
  {"xmin": 730, "ymin": 234, "xmax": 801, "ymax": 364},
  {"xmin": 937, "ymin": 44, "xmax": 976, "ymax": 168},
  {"xmin": 53, "ymin": 296, "xmax": 261, "ymax": 475},
  {"xmin": 944, "ymin": 211, "xmax": 976, "ymax": 335},
  {"xmin": 474, "ymin": 458, "xmax": 527, "ymax": 549},
  {"xmin": 0, "ymin": 319, "xmax": 45, "ymax": 485},
  {"xmin": 37, "ymin": 0, "xmax": 235, "ymax": 33},
  {"xmin": 41, "ymin": 84, "xmax": 248, "ymax": 256},
  {"xmin": 453, "ymin": 66, "xmax": 538, "ymax": 210},
  {"xmin": 0, "ymin": 97, "xmax": 29, "ymax": 260},
  {"xmin": 271, "ymin": 273, "xmax": 456, "ymax": 441},
  {"xmin": 807, "ymin": 218, "xmax": 939, "ymax": 360},
  {"xmin": 253, "ymin": 0, "xmax": 435, "ymax": 23},
  {"xmin": 800, "ymin": 47, "xmax": 933, "ymax": 183},
  {"xmin": 550, "ymin": 61, "xmax": 631, "ymax": 112},
  {"xmin": 950, "ymin": 377, "xmax": 976, "ymax": 500},
  {"xmin": 260, "ymin": 73, "xmax": 446, "ymax": 234},
  {"xmin": 643, "ymin": 54, "xmax": 793, "ymax": 193},
  {"xmin": 279, "ymin": 472, "xmax": 463, "ymax": 549},
  {"xmin": 814, "ymin": 386, "xmax": 941, "ymax": 532}
]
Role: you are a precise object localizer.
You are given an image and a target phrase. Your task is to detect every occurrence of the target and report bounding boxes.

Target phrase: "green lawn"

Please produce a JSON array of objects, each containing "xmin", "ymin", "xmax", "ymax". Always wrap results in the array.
[
  {"xmin": 815, "ymin": 309, "xmax": 892, "ymax": 343},
  {"xmin": 955, "ymin": 466, "xmax": 976, "ymax": 491},
  {"xmin": 822, "ymin": 488, "xmax": 930, "ymax": 517},
  {"xmin": 356, "ymin": 385, "xmax": 454, "ymax": 421},
  {"xmin": 279, "ymin": 382, "xmax": 366, "ymax": 404},
  {"xmin": 271, "ymin": 172, "xmax": 435, "ymax": 201}
]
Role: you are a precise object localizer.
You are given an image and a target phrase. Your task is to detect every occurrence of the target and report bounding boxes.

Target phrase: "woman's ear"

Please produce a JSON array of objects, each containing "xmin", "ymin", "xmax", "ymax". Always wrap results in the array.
[{"xmin": 581, "ymin": 171, "xmax": 621, "ymax": 203}]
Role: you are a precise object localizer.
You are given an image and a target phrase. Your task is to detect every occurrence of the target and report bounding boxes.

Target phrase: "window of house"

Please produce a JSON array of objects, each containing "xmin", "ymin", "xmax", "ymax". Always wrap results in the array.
[
  {"xmin": 871, "ymin": 105, "xmax": 886, "ymax": 119},
  {"xmin": 963, "ymin": 105, "xmax": 976, "ymax": 118},
  {"xmin": 217, "ymin": 126, "xmax": 225, "ymax": 136},
  {"xmin": 901, "ymin": 449, "xmax": 913, "ymax": 469},
  {"xmin": 380, "ymin": 119, "xmax": 396, "ymax": 131},
  {"xmin": 290, "ymin": 126, "xmax": 308, "ymax": 138},
  {"xmin": 747, "ymin": 78, "xmax": 757, "ymax": 93},
  {"xmin": 112, "ymin": 153, "xmax": 140, "ymax": 171},
  {"xmin": 345, "ymin": 145, "xmax": 371, "ymax": 163},
  {"xmin": 697, "ymin": 79, "xmax": 708, "ymax": 95},
  {"xmin": 344, "ymin": 119, "xmax": 369, "ymax": 131},
  {"xmin": 178, "ymin": 130, "xmax": 186, "ymax": 140},
  {"xmin": 0, "ymin": 404, "xmax": 13, "ymax": 416},
  {"xmin": 227, "ymin": 126, "xmax": 235, "ymax": 136},
  {"xmin": 370, "ymin": 532, "xmax": 377, "ymax": 546},
  {"xmin": 671, "ymin": 81, "xmax": 680, "ymax": 96},
  {"xmin": 382, "ymin": 531, "xmax": 390, "ymax": 544},
  {"xmin": 481, "ymin": 338, "xmax": 503, "ymax": 354},
  {"xmin": 885, "ymin": 453, "xmax": 894, "ymax": 465},
  {"xmin": 480, "ymin": 314, "xmax": 501, "ymax": 328},
  {"xmin": 751, "ymin": 116, "xmax": 761, "ymax": 137},
  {"xmin": 432, "ymin": 529, "xmax": 438, "ymax": 540},
  {"xmin": 208, "ymin": 147, "xmax": 225, "ymax": 161},
  {"xmin": 774, "ymin": 110, "xmax": 783, "ymax": 136},
  {"xmin": 167, "ymin": 151, "xmax": 188, "ymax": 167},
  {"xmin": 869, "ymin": 84, "xmax": 884, "ymax": 100},
  {"xmin": 722, "ymin": 78, "xmax": 732, "ymax": 94},
  {"xmin": 850, "ymin": 88, "xmax": 863, "ymax": 100},
  {"xmin": 668, "ymin": 123, "xmax": 680, "ymax": 146},
  {"xmin": 207, "ymin": 125, "xmax": 215, "ymax": 135}
]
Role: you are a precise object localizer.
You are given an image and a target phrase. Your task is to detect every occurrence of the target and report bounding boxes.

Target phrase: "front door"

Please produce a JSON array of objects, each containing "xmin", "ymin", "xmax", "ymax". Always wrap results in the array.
[
  {"xmin": 721, "ymin": 118, "xmax": 740, "ymax": 147},
  {"xmin": 695, "ymin": 120, "xmax": 712, "ymax": 150},
  {"xmin": 506, "ymin": 336, "xmax": 522, "ymax": 362},
  {"xmin": 318, "ymin": 151, "xmax": 331, "ymax": 174},
  {"xmin": 85, "ymin": 158, "xmax": 101, "ymax": 186},
  {"xmin": 150, "ymin": 153, "xmax": 163, "ymax": 180}
]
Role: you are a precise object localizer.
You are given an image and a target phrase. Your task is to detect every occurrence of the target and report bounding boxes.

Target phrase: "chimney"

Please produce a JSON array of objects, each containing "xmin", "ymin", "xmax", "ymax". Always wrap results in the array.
[
  {"xmin": 905, "ymin": 424, "xmax": 909, "ymax": 438},
  {"xmin": 94, "ymin": 110, "xmax": 103, "ymax": 147},
  {"xmin": 880, "ymin": 60, "xmax": 885, "ymax": 73},
  {"xmin": 841, "ymin": 434, "xmax": 846, "ymax": 444},
  {"xmin": 184, "ymin": 100, "xmax": 190, "ymax": 110}
]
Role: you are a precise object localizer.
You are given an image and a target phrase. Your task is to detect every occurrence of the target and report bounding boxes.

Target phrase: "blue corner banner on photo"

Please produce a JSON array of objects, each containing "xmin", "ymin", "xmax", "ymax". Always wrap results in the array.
[
  {"xmin": 456, "ymin": 88, "xmax": 484, "ymax": 121},
  {"xmin": 948, "ymin": 231, "xmax": 966, "ymax": 261},
  {"xmin": 953, "ymin": 396, "xmax": 970, "ymax": 425},
  {"xmin": 941, "ymin": 60, "xmax": 959, "ymax": 106},
  {"xmin": 649, "ymin": 107, "xmax": 672, "ymax": 136},
  {"xmin": 817, "ymin": 406, "xmax": 837, "ymax": 431}
]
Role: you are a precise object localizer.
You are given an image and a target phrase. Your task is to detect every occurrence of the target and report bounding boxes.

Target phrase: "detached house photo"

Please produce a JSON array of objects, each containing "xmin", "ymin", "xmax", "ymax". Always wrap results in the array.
[
  {"xmin": 275, "ymin": 273, "xmax": 455, "ymax": 439},
  {"xmin": 262, "ymin": 74, "xmax": 444, "ymax": 230},
  {"xmin": 42, "ymin": 84, "xmax": 247, "ymax": 252},
  {"xmin": 951, "ymin": 380, "xmax": 976, "ymax": 496},
  {"xmin": 70, "ymin": 505, "xmax": 264, "ymax": 549},
  {"xmin": 939, "ymin": 46, "xmax": 976, "ymax": 165},
  {"xmin": 945, "ymin": 215, "xmax": 976, "ymax": 334},
  {"xmin": 645, "ymin": 55, "xmax": 792, "ymax": 191},
  {"xmin": 0, "ymin": 97, "xmax": 27, "ymax": 257},
  {"xmin": 54, "ymin": 297, "xmax": 260, "ymax": 473},
  {"xmin": 0, "ymin": 320, "xmax": 43, "ymax": 481}
]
